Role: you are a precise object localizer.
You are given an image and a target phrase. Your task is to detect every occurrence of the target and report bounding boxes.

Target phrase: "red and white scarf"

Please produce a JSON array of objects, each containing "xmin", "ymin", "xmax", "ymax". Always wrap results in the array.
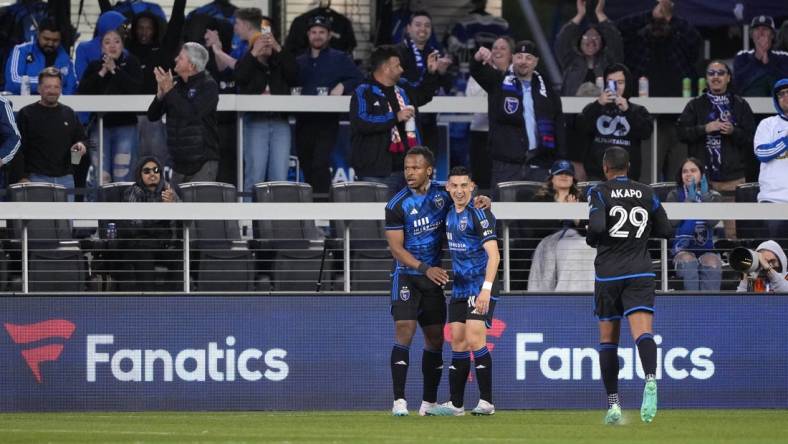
[{"xmin": 389, "ymin": 87, "xmax": 418, "ymax": 153}]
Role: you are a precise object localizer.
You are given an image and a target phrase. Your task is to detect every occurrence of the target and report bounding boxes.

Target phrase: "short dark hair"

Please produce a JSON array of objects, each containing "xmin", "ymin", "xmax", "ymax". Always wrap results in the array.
[
  {"xmin": 448, "ymin": 166, "xmax": 472, "ymax": 180},
  {"xmin": 406, "ymin": 146, "xmax": 435, "ymax": 167},
  {"xmin": 603, "ymin": 146, "xmax": 629, "ymax": 172},
  {"xmin": 235, "ymin": 8, "xmax": 263, "ymax": 30},
  {"xmin": 370, "ymin": 45, "xmax": 401, "ymax": 73},
  {"xmin": 38, "ymin": 66, "xmax": 62, "ymax": 85},
  {"xmin": 408, "ymin": 10, "xmax": 432, "ymax": 24},
  {"xmin": 38, "ymin": 19, "xmax": 61, "ymax": 35}
]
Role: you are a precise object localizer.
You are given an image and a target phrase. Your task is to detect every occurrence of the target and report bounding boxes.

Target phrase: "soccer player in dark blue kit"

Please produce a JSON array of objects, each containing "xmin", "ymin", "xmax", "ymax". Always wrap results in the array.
[
  {"xmin": 426, "ymin": 166, "xmax": 500, "ymax": 417},
  {"xmin": 587, "ymin": 147, "xmax": 672, "ymax": 424},
  {"xmin": 385, "ymin": 147, "xmax": 490, "ymax": 416}
]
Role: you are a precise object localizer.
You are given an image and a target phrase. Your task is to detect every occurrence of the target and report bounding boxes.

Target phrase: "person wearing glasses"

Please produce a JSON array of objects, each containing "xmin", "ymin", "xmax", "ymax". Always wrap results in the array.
[{"xmin": 676, "ymin": 60, "xmax": 755, "ymax": 239}]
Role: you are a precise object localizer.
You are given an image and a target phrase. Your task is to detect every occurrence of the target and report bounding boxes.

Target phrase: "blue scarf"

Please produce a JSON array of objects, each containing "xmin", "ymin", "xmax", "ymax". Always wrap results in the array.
[
  {"xmin": 704, "ymin": 92, "xmax": 734, "ymax": 181},
  {"xmin": 671, "ymin": 187, "xmax": 714, "ymax": 255}
]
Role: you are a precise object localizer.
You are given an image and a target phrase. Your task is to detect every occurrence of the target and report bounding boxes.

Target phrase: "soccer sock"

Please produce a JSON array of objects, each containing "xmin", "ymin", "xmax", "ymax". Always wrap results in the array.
[
  {"xmin": 473, "ymin": 346, "xmax": 493, "ymax": 403},
  {"xmin": 636, "ymin": 333, "xmax": 657, "ymax": 379},
  {"xmin": 449, "ymin": 351, "xmax": 471, "ymax": 408},
  {"xmin": 391, "ymin": 344, "xmax": 410, "ymax": 400},
  {"xmin": 599, "ymin": 342, "xmax": 619, "ymax": 407},
  {"xmin": 422, "ymin": 348, "xmax": 443, "ymax": 403}
]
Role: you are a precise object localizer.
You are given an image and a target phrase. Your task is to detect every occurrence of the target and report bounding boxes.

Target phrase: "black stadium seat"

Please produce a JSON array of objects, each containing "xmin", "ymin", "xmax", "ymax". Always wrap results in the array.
[
  {"xmin": 734, "ymin": 182, "xmax": 767, "ymax": 243},
  {"xmin": 495, "ymin": 181, "xmax": 546, "ymax": 291}
]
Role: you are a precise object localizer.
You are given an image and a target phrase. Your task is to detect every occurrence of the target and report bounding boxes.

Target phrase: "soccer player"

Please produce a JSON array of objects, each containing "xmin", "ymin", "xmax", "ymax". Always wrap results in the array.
[
  {"xmin": 586, "ymin": 146, "xmax": 672, "ymax": 424},
  {"xmin": 385, "ymin": 146, "xmax": 489, "ymax": 416},
  {"xmin": 426, "ymin": 166, "xmax": 499, "ymax": 417}
]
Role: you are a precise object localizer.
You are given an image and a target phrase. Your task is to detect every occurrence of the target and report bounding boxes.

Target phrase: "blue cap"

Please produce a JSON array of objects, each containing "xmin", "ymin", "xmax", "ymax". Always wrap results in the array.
[{"xmin": 550, "ymin": 159, "xmax": 575, "ymax": 177}]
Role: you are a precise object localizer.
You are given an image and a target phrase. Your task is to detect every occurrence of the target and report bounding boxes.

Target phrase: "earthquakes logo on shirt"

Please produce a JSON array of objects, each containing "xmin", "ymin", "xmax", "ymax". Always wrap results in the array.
[
  {"xmin": 480, "ymin": 219, "xmax": 489, "ymax": 229},
  {"xmin": 432, "ymin": 195, "xmax": 445, "ymax": 209},
  {"xmin": 504, "ymin": 97, "xmax": 519, "ymax": 115},
  {"xmin": 399, "ymin": 286, "xmax": 410, "ymax": 301},
  {"xmin": 188, "ymin": 88, "xmax": 197, "ymax": 99},
  {"xmin": 459, "ymin": 216, "xmax": 468, "ymax": 232}
]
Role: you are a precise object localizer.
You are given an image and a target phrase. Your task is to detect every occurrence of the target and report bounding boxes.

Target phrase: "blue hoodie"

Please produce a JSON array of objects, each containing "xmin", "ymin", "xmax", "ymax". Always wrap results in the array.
[
  {"xmin": 74, "ymin": 11, "xmax": 127, "ymax": 82},
  {"xmin": 772, "ymin": 78, "xmax": 788, "ymax": 120}
]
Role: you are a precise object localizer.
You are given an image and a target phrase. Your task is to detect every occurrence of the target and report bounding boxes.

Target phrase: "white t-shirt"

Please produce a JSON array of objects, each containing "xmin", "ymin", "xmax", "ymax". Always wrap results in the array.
[{"xmin": 754, "ymin": 114, "xmax": 788, "ymax": 203}]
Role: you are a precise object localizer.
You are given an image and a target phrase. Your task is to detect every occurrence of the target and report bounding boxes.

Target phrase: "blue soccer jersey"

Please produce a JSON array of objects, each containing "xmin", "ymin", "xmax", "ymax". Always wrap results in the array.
[
  {"xmin": 446, "ymin": 205, "xmax": 497, "ymax": 299},
  {"xmin": 385, "ymin": 182, "xmax": 451, "ymax": 275}
]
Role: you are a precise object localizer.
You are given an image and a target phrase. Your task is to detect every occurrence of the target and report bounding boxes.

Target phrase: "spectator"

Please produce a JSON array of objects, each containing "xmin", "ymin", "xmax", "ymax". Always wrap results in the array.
[
  {"xmin": 285, "ymin": 0, "xmax": 357, "ymax": 56},
  {"xmin": 397, "ymin": 10, "xmax": 452, "ymax": 153},
  {"xmin": 0, "ymin": 94, "xmax": 21, "ymax": 189},
  {"xmin": 0, "ymin": 0, "xmax": 50, "ymax": 89},
  {"xmin": 205, "ymin": 7, "xmax": 265, "ymax": 73},
  {"xmin": 9, "ymin": 67, "xmax": 87, "ymax": 200},
  {"xmin": 147, "ymin": 42, "xmax": 219, "ymax": 186},
  {"xmin": 527, "ymin": 160, "xmax": 595, "ymax": 292},
  {"xmin": 664, "ymin": 158, "xmax": 723, "ymax": 291},
  {"xmin": 733, "ymin": 16, "xmax": 788, "ymax": 97},
  {"xmin": 556, "ymin": 0, "xmax": 623, "ymax": 96},
  {"xmin": 349, "ymin": 45, "xmax": 440, "ymax": 195},
  {"xmin": 78, "ymin": 28, "xmax": 143, "ymax": 184},
  {"xmin": 616, "ymin": 0, "xmax": 700, "ymax": 97},
  {"xmin": 100, "ymin": 0, "xmax": 166, "ymax": 24},
  {"xmin": 736, "ymin": 240, "xmax": 788, "ymax": 293},
  {"xmin": 74, "ymin": 11, "xmax": 127, "ymax": 82},
  {"xmin": 295, "ymin": 16, "xmax": 362, "ymax": 194},
  {"xmin": 754, "ymin": 79, "xmax": 788, "ymax": 247},
  {"xmin": 120, "ymin": 156, "xmax": 180, "ymax": 290},
  {"xmin": 470, "ymin": 41, "xmax": 566, "ymax": 186},
  {"xmin": 576, "ymin": 63, "xmax": 652, "ymax": 181},
  {"xmin": 446, "ymin": 0, "xmax": 509, "ymax": 65},
  {"xmin": 3, "ymin": 19, "xmax": 77, "ymax": 95},
  {"xmin": 676, "ymin": 60, "xmax": 755, "ymax": 238},
  {"xmin": 235, "ymin": 19, "xmax": 298, "ymax": 193},
  {"xmin": 777, "ymin": 19, "xmax": 788, "ymax": 52},
  {"xmin": 466, "ymin": 36, "xmax": 513, "ymax": 191}
]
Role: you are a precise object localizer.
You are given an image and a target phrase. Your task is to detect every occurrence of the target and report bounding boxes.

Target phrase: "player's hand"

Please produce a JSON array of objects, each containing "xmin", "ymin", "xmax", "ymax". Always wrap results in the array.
[
  {"xmin": 474, "ymin": 290, "xmax": 491, "ymax": 315},
  {"xmin": 425, "ymin": 266, "xmax": 449, "ymax": 286},
  {"xmin": 473, "ymin": 195, "xmax": 492, "ymax": 209}
]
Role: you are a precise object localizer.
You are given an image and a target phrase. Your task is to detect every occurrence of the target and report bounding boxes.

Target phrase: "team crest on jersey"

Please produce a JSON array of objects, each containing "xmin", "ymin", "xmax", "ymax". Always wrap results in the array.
[
  {"xmin": 400, "ymin": 286, "xmax": 411, "ymax": 301},
  {"xmin": 459, "ymin": 216, "xmax": 468, "ymax": 232},
  {"xmin": 480, "ymin": 219, "xmax": 489, "ymax": 229},
  {"xmin": 504, "ymin": 97, "xmax": 519, "ymax": 114},
  {"xmin": 433, "ymin": 194, "xmax": 445, "ymax": 209}
]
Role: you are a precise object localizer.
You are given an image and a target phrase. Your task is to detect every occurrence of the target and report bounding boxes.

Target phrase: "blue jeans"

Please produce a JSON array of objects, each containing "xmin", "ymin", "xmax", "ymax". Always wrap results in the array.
[
  {"xmin": 243, "ymin": 114, "xmax": 291, "ymax": 195},
  {"xmin": 28, "ymin": 173, "xmax": 75, "ymax": 202},
  {"xmin": 675, "ymin": 252, "xmax": 722, "ymax": 291},
  {"xmin": 90, "ymin": 124, "xmax": 139, "ymax": 184}
]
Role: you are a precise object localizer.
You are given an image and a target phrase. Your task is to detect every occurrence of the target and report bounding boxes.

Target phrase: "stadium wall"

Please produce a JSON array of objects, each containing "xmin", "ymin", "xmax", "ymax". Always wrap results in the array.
[{"xmin": 1, "ymin": 294, "xmax": 785, "ymax": 411}]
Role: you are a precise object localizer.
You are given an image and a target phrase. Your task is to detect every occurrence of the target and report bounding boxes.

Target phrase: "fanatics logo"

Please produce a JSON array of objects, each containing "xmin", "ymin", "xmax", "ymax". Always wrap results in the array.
[{"xmin": 4, "ymin": 319, "xmax": 76, "ymax": 383}]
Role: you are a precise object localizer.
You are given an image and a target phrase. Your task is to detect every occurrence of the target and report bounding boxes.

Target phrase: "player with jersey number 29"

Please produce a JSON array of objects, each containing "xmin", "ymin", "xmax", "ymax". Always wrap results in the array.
[{"xmin": 586, "ymin": 146, "xmax": 672, "ymax": 425}]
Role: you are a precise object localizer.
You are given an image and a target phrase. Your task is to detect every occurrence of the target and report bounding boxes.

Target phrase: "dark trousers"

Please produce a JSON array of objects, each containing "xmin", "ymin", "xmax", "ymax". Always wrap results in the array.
[
  {"xmin": 295, "ymin": 115, "xmax": 338, "ymax": 194},
  {"xmin": 216, "ymin": 113, "xmax": 237, "ymax": 186},
  {"xmin": 469, "ymin": 131, "xmax": 492, "ymax": 191}
]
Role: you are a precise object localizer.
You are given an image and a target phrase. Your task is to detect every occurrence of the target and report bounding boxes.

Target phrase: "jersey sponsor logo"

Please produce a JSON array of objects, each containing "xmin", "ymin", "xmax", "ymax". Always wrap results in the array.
[
  {"xmin": 596, "ymin": 115, "xmax": 631, "ymax": 137},
  {"xmin": 515, "ymin": 333, "xmax": 715, "ymax": 381},
  {"xmin": 504, "ymin": 97, "xmax": 519, "ymax": 114},
  {"xmin": 459, "ymin": 216, "xmax": 468, "ymax": 232},
  {"xmin": 433, "ymin": 194, "xmax": 445, "ymax": 209},
  {"xmin": 399, "ymin": 286, "xmax": 411, "ymax": 301},
  {"xmin": 413, "ymin": 217, "xmax": 430, "ymax": 228},
  {"xmin": 610, "ymin": 188, "xmax": 642, "ymax": 198},
  {"xmin": 483, "ymin": 229, "xmax": 494, "ymax": 237}
]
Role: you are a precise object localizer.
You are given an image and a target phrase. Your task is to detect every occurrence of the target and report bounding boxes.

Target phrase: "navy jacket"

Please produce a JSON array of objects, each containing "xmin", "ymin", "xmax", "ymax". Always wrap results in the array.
[{"xmin": 296, "ymin": 48, "xmax": 362, "ymax": 96}]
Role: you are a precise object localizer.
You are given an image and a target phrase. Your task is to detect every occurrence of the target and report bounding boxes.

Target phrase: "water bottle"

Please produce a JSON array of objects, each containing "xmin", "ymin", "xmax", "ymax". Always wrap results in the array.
[
  {"xmin": 106, "ymin": 222, "xmax": 117, "ymax": 240},
  {"xmin": 682, "ymin": 77, "xmax": 692, "ymax": 98},
  {"xmin": 20, "ymin": 75, "xmax": 30, "ymax": 96},
  {"xmin": 697, "ymin": 77, "xmax": 707, "ymax": 93},
  {"xmin": 638, "ymin": 77, "xmax": 649, "ymax": 97},
  {"xmin": 595, "ymin": 76, "xmax": 604, "ymax": 91}
]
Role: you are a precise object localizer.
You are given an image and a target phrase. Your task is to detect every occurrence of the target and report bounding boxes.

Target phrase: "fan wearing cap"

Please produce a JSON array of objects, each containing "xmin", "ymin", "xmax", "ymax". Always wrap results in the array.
[
  {"xmin": 754, "ymin": 78, "xmax": 788, "ymax": 246},
  {"xmin": 470, "ymin": 39, "xmax": 566, "ymax": 188},
  {"xmin": 294, "ymin": 15, "xmax": 363, "ymax": 193},
  {"xmin": 734, "ymin": 15, "xmax": 788, "ymax": 97}
]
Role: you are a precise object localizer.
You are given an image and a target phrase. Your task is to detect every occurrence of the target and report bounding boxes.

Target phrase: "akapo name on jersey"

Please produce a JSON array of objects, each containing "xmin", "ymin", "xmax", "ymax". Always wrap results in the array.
[
  {"xmin": 515, "ymin": 333, "xmax": 714, "ymax": 381},
  {"xmin": 87, "ymin": 335, "xmax": 289, "ymax": 382},
  {"xmin": 609, "ymin": 188, "xmax": 643, "ymax": 199}
]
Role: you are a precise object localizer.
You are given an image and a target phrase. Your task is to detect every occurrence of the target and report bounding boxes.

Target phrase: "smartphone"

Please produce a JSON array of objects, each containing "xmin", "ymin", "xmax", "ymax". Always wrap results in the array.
[{"xmin": 261, "ymin": 26, "xmax": 271, "ymax": 35}]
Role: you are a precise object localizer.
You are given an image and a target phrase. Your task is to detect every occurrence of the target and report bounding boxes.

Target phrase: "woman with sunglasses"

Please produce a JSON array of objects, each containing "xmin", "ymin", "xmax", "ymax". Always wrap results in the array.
[{"xmin": 676, "ymin": 60, "xmax": 756, "ymax": 239}]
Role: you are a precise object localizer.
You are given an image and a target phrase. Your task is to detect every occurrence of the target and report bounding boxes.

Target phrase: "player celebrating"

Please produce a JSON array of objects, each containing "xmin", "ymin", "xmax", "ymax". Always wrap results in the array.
[
  {"xmin": 426, "ymin": 166, "xmax": 500, "ymax": 417},
  {"xmin": 586, "ymin": 147, "xmax": 672, "ymax": 424},
  {"xmin": 385, "ymin": 147, "xmax": 489, "ymax": 416}
]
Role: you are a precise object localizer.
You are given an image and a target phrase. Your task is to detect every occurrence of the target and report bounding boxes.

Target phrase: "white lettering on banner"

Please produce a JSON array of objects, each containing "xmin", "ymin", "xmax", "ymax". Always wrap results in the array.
[
  {"xmin": 86, "ymin": 335, "xmax": 289, "ymax": 383},
  {"xmin": 515, "ymin": 333, "xmax": 714, "ymax": 381}
]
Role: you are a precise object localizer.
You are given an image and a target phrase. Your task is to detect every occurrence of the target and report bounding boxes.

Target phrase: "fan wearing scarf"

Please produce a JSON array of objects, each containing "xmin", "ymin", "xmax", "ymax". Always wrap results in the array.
[
  {"xmin": 350, "ymin": 44, "xmax": 441, "ymax": 196},
  {"xmin": 470, "ymin": 40, "xmax": 566, "ymax": 190}
]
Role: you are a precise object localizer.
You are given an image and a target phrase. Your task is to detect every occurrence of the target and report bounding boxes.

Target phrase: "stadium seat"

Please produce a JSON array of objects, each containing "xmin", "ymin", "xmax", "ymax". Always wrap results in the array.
[
  {"xmin": 495, "ymin": 181, "xmax": 544, "ymax": 203},
  {"xmin": 495, "ymin": 181, "xmax": 546, "ymax": 291},
  {"xmin": 253, "ymin": 181, "xmax": 324, "ymax": 291},
  {"xmin": 179, "ymin": 182, "xmax": 254, "ymax": 291},
  {"xmin": 649, "ymin": 181, "xmax": 675, "ymax": 202},
  {"xmin": 6, "ymin": 182, "xmax": 86, "ymax": 292},
  {"xmin": 577, "ymin": 181, "xmax": 600, "ymax": 198},
  {"xmin": 734, "ymin": 182, "xmax": 767, "ymax": 245},
  {"xmin": 330, "ymin": 181, "xmax": 390, "ymax": 292}
]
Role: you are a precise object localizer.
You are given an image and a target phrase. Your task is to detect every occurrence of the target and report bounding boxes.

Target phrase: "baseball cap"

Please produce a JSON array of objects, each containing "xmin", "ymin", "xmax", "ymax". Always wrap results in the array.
[
  {"xmin": 550, "ymin": 159, "xmax": 575, "ymax": 177},
  {"xmin": 307, "ymin": 15, "xmax": 331, "ymax": 31},
  {"xmin": 750, "ymin": 15, "xmax": 775, "ymax": 31},
  {"xmin": 514, "ymin": 40, "xmax": 539, "ymax": 58}
]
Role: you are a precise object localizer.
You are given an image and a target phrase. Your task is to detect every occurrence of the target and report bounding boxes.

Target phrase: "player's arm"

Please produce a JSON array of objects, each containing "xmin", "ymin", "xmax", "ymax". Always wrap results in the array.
[
  {"xmin": 475, "ymin": 239, "xmax": 500, "ymax": 315},
  {"xmin": 385, "ymin": 229, "xmax": 449, "ymax": 286},
  {"xmin": 586, "ymin": 188, "xmax": 606, "ymax": 247},
  {"xmin": 650, "ymin": 196, "xmax": 672, "ymax": 239}
]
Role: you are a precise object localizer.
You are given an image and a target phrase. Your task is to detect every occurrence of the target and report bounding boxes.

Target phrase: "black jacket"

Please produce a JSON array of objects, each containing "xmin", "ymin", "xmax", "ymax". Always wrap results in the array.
[
  {"xmin": 577, "ymin": 100, "xmax": 652, "ymax": 181},
  {"xmin": 122, "ymin": 155, "xmax": 179, "ymax": 240},
  {"xmin": 470, "ymin": 59, "xmax": 566, "ymax": 167},
  {"xmin": 147, "ymin": 71, "xmax": 220, "ymax": 175},
  {"xmin": 676, "ymin": 92, "xmax": 755, "ymax": 182},
  {"xmin": 234, "ymin": 48, "xmax": 298, "ymax": 95},
  {"xmin": 349, "ymin": 75, "xmax": 437, "ymax": 177},
  {"xmin": 78, "ymin": 52, "xmax": 144, "ymax": 127}
]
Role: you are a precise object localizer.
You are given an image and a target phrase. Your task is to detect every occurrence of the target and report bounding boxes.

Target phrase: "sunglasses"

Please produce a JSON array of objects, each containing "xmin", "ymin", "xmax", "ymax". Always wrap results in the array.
[
  {"xmin": 142, "ymin": 167, "xmax": 160, "ymax": 175},
  {"xmin": 777, "ymin": 90, "xmax": 788, "ymax": 99},
  {"xmin": 706, "ymin": 69, "xmax": 728, "ymax": 77}
]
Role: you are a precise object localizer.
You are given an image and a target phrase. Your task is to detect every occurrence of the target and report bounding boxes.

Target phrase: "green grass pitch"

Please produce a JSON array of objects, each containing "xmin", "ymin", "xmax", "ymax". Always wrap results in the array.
[{"xmin": 1, "ymin": 410, "xmax": 786, "ymax": 443}]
